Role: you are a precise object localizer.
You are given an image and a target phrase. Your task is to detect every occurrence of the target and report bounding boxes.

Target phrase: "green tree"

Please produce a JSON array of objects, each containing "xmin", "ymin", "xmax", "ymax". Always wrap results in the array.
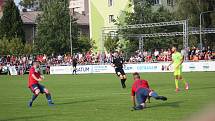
[
  {"xmin": 0, "ymin": 37, "xmax": 32, "ymax": 55},
  {"xmin": 176, "ymin": 0, "xmax": 215, "ymax": 48},
  {"xmin": 104, "ymin": 36, "xmax": 119, "ymax": 52},
  {"xmin": 0, "ymin": 0, "xmax": 25, "ymax": 42},
  {"xmin": 19, "ymin": 0, "xmax": 34, "ymax": 8},
  {"xmin": 117, "ymin": 0, "xmax": 174, "ymax": 52},
  {"xmin": 74, "ymin": 35, "xmax": 95, "ymax": 53},
  {"xmin": 35, "ymin": 0, "xmax": 78, "ymax": 55},
  {"xmin": 19, "ymin": 0, "xmax": 51, "ymax": 11}
]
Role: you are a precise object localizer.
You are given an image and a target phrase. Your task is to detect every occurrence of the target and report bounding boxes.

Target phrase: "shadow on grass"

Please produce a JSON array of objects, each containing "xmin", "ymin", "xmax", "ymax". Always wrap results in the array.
[
  {"xmin": 56, "ymin": 98, "xmax": 104, "ymax": 106},
  {"xmin": 148, "ymin": 101, "xmax": 184, "ymax": 108}
]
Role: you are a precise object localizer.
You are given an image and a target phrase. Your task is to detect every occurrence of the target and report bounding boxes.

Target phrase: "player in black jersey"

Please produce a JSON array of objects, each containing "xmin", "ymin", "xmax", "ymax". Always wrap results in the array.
[
  {"xmin": 111, "ymin": 52, "xmax": 127, "ymax": 88},
  {"xmin": 72, "ymin": 56, "xmax": 78, "ymax": 75}
]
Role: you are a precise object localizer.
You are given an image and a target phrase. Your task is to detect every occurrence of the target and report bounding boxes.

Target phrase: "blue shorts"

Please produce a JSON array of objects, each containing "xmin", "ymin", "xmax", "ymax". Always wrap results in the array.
[
  {"xmin": 29, "ymin": 84, "xmax": 46, "ymax": 94},
  {"xmin": 136, "ymin": 88, "xmax": 149, "ymax": 105}
]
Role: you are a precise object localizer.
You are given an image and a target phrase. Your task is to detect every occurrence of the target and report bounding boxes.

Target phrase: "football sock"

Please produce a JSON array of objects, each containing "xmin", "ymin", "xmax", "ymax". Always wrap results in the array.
[
  {"xmin": 175, "ymin": 79, "xmax": 179, "ymax": 89},
  {"xmin": 31, "ymin": 94, "xmax": 38, "ymax": 102},
  {"xmin": 121, "ymin": 79, "xmax": 123, "ymax": 85},
  {"xmin": 45, "ymin": 93, "xmax": 53, "ymax": 103},
  {"xmin": 121, "ymin": 79, "xmax": 126, "ymax": 88}
]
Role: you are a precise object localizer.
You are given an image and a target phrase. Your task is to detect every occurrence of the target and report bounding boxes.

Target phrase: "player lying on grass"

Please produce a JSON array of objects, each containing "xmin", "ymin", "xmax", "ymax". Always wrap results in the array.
[
  {"xmin": 167, "ymin": 46, "xmax": 189, "ymax": 92},
  {"xmin": 28, "ymin": 61, "xmax": 54, "ymax": 107},
  {"xmin": 131, "ymin": 72, "xmax": 167, "ymax": 110},
  {"xmin": 111, "ymin": 52, "xmax": 127, "ymax": 88}
]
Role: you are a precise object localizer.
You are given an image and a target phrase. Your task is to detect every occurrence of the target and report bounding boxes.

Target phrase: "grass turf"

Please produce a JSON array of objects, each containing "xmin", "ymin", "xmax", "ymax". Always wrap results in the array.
[{"xmin": 0, "ymin": 72, "xmax": 215, "ymax": 121}]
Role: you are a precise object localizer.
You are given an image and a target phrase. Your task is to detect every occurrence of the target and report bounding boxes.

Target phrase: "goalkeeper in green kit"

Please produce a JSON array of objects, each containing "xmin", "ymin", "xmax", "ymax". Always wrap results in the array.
[{"xmin": 167, "ymin": 46, "xmax": 189, "ymax": 92}]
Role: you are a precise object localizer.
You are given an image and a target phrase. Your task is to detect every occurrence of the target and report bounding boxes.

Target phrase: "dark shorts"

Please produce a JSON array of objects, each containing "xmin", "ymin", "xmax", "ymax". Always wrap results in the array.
[
  {"xmin": 29, "ymin": 84, "xmax": 46, "ymax": 94},
  {"xmin": 73, "ymin": 64, "xmax": 77, "ymax": 69},
  {"xmin": 73, "ymin": 64, "xmax": 77, "ymax": 67},
  {"xmin": 115, "ymin": 67, "xmax": 125, "ymax": 76},
  {"xmin": 136, "ymin": 88, "xmax": 150, "ymax": 105}
]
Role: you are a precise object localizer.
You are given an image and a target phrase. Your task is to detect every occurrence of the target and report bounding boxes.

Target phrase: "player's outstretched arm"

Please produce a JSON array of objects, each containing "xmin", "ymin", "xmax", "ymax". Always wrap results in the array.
[
  {"xmin": 167, "ymin": 60, "xmax": 174, "ymax": 68},
  {"xmin": 40, "ymin": 75, "xmax": 45, "ymax": 80},
  {"xmin": 131, "ymin": 96, "xmax": 136, "ymax": 107}
]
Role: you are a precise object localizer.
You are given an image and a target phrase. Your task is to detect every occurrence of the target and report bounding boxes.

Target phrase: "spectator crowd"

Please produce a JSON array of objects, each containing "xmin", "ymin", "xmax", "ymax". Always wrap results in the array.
[
  {"xmin": 128, "ymin": 46, "xmax": 214, "ymax": 63},
  {"xmin": 0, "ymin": 46, "xmax": 214, "ymax": 75}
]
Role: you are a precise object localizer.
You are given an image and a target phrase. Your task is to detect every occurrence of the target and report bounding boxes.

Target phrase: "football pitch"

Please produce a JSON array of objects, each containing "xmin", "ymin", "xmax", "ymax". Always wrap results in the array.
[{"xmin": 0, "ymin": 72, "xmax": 215, "ymax": 121}]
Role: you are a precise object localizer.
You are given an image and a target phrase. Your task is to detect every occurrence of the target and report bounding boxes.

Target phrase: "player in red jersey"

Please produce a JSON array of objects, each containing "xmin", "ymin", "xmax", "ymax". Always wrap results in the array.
[
  {"xmin": 131, "ymin": 72, "xmax": 167, "ymax": 110},
  {"xmin": 28, "ymin": 61, "xmax": 54, "ymax": 107}
]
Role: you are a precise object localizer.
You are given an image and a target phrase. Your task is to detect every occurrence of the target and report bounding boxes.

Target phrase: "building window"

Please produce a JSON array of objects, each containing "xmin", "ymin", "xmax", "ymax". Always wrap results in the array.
[
  {"xmin": 109, "ymin": 15, "xmax": 115, "ymax": 23},
  {"xmin": 167, "ymin": 0, "xmax": 174, "ymax": 6},
  {"xmin": 108, "ymin": 0, "xmax": 113, "ymax": 7},
  {"xmin": 153, "ymin": 0, "xmax": 161, "ymax": 5}
]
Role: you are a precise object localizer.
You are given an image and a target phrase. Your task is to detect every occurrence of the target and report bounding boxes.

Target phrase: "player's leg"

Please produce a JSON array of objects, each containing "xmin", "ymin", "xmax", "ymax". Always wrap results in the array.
[
  {"xmin": 120, "ymin": 69, "xmax": 126, "ymax": 88},
  {"xmin": 175, "ymin": 75, "xmax": 179, "ymax": 92},
  {"xmin": 74, "ymin": 66, "xmax": 77, "ymax": 75},
  {"xmin": 174, "ymin": 68, "xmax": 180, "ymax": 92},
  {"xmin": 133, "ymin": 89, "xmax": 147, "ymax": 110},
  {"xmin": 149, "ymin": 91, "xmax": 167, "ymax": 101},
  {"xmin": 179, "ymin": 75, "xmax": 189, "ymax": 90},
  {"xmin": 28, "ymin": 85, "xmax": 40, "ymax": 107},
  {"xmin": 122, "ymin": 75, "xmax": 127, "ymax": 88},
  {"xmin": 119, "ymin": 74, "xmax": 126, "ymax": 88},
  {"xmin": 72, "ymin": 66, "xmax": 75, "ymax": 74},
  {"xmin": 115, "ymin": 68, "xmax": 125, "ymax": 88},
  {"xmin": 39, "ymin": 84, "xmax": 54, "ymax": 105},
  {"xmin": 178, "ymin": 66, "xmax": 189, "ymax": 90},
  {"xmin": 74, "ymin": 65, "xmax": 77, "ymax": 75}
]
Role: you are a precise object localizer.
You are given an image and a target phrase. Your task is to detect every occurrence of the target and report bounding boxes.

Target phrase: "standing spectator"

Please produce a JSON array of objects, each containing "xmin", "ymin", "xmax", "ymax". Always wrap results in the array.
[
  {"xmin": 154, "ymin": 49, "xmax": 159, "ymax": 60},
  {"xmin": 72, "ymin": 56, "xmax": 78, "ymax": 75}
]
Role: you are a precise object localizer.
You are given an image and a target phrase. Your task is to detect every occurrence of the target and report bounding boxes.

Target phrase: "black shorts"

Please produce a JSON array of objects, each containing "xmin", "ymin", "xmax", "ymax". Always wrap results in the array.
[
  {"xmin": 115, "ymin": 68, "xmax": 125, "ymax": 76},
  {"xmin": 73, "ymin": 64, "xmax": 77, "ymax": 68}
]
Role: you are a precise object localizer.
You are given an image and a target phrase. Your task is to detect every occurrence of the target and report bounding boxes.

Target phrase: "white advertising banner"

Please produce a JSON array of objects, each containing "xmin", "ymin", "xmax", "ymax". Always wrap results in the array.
[
  {"xmin": 92, "ymin": 65, "xmax": 114, "ymax": 73},
  {"xmin": 50, "ymin": 65, "xmax": 92, "ymax": 74},
  {"xmin": 50, "ymin": 61, "xmax": 215, "ymax": 74},
  {"xmin": 183, "ymin": 61, "xmax": 215, "ymax": 72}
]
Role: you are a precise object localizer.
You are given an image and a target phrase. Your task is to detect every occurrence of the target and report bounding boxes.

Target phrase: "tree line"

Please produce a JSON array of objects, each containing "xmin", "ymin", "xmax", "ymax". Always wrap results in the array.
[
  {"xmin": 0, "ymin": 0, "xmax": 214, "ymax": 56},
  {"xmin": 0, "ymin": 0, "xmax": 93, "ymax": 56},
  {"xmin": 104, "ymin": 0, "xmax": 215, "ymax": 54}
]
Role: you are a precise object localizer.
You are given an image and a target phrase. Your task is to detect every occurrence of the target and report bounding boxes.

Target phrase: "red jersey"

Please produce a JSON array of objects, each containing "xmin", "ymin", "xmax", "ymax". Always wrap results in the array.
[
  {"xmin": 131, "ymin": 79, "xmax": 150, "ymax": 96},
  {"xmin": 28, "ymin": 67, "xmax": 41, "ymax": 87}
]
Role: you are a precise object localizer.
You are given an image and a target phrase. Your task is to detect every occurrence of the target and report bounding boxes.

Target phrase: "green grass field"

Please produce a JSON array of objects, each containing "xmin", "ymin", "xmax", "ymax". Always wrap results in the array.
[{"xmin": 0, "ymin": 72, "xmax": 215, "ymax": 121}]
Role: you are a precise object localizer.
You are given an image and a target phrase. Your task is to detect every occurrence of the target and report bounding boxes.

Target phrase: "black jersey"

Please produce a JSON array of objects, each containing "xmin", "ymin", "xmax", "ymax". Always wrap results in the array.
[
  {"xmin": 112, "ymin": 57, "xmax": 124, "ymax": 68},
  {"xmin": 72, "ymin": 58, "xmax": 78, "ymax": 67}
]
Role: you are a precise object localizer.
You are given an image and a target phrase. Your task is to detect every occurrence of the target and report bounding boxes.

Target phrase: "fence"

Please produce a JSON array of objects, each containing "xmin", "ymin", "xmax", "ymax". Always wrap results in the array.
[{"xmin": 50, "ymin": 61, "xmax": 215, "ymax": 74}]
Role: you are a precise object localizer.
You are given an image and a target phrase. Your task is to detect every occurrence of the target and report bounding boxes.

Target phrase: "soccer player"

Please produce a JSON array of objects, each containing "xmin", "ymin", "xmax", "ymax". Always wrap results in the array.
[
  {"xmin": 131, "ymin": 72, "xmax": 167, "ymax": 110},
  {"xmin": 111, "ymin": 52, "xmax": 127, "ymax": 88},
  {"xmin": 28, "ymin": 61, "xmax": 54, "ymax": 107},
  {"xmin": 72, "ymin": 56, "xmax": 78, "ymax": 75},
  {"xmin": 167, "ymin": 46, "xmax": 189, "ymax": 92}
]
